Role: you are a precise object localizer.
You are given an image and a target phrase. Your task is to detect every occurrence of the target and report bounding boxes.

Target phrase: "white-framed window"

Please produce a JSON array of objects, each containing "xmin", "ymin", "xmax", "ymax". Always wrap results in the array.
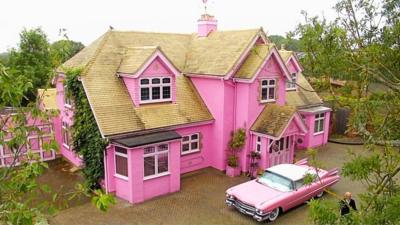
[
  {"xmin": 143, "ymin": 144, "xmax": 169, "ymax": 179},
  {"xmin": 269, "ymin": 136, "xmax": 290, "ymax": 153},
  {"xmin": 256, "ymin": 136, "xmax": 261, "ymax": 153},
  {"xmin": 115, "ymin": 146, "xmax": 128, "ymax": 178},
  {"xmin": 260, "ymin": 79, "xmax": 276, "ymax": 102},
  {"xmin": 140, "ymin": 77, "xmax": 172, "ymax": 103},
  {"xmin": 64, "ymin": 85, "xmax": 72, "ymax": 107},
  {"xmin": 181, "ymin": 133, "xmax": 200, "ymax": 155},
  {"xmin": 62, "ymin": 122, "xmax": 72, "ymax": 149},
  {"xmin": 286, "ymin": 73, "xmax": 297, "ymax": 90},
  {"xmin": 314, "ymin": 113, "xmax": 325, "ymax": 134}
]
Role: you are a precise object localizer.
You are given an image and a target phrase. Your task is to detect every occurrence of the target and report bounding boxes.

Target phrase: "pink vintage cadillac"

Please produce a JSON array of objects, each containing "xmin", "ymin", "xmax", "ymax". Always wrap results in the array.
[{"xmin": 225, "ymin": 159, "xmax": 340, "ymax": 222}]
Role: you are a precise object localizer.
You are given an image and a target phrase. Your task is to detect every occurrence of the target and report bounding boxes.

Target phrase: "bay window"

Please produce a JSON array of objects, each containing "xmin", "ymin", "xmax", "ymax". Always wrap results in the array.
[
  {"xmin": 115, "ymin": 146, "xmax": 128, "ymax": 178},
  {"xmin": 314, "ymin": 113, "xmax": 325, "ymax": 134},
  {"xmin": 140, "ymin": 77, "xmax": 171, "ymax": 103},
  {"xmin": 144, "ymin": 144, "xmax": 169, "ymax": 179},
  {"xmin": 181, "ymin": 133, "xmax": 200, "ymax": 155},
  {"xmin": 261, "ymin": 79, "xmax": 276, "ymax": 102}
]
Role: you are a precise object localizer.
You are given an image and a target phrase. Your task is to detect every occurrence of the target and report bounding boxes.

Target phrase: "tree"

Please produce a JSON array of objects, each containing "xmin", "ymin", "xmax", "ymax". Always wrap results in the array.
[
  {"xmin": 0, "ymin": 52, "xmax": 8, "ymax": 65},
  {"xmin": 268, "ymin": 35, "xmax": 301, "ymax": 52},
  {"xmin": 294, "ymin": 0, "xmax": 400, "ymax": 224},
  {"xmin": 7, "ymin": 28, "xmax": 54, "ymax": 104},
  {"xmin": 0, "ymin": 63, "xmax": 114, "ymax": 225},
  {"xmin": 50, "ymin": 40, "xmax": 84, "ymax": 67}
]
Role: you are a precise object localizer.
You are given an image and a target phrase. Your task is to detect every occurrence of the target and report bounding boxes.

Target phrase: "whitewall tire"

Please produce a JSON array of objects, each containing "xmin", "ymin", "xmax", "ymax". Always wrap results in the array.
[{"xmin": 268, "ymin": 208, "xmax": 280, "ymax": 221}]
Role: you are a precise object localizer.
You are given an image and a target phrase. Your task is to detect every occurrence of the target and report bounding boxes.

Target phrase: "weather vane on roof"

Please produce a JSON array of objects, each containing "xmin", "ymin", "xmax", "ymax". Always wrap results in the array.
[{"xmin": 202, "ymin": 0, "xmax": 208, "ymax": 14}]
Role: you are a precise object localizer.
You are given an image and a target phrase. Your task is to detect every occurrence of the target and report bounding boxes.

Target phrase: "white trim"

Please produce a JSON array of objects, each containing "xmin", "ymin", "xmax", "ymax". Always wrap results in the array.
[
  {"xmin": 114, "ymin": 173, "xmax": 129, "ymax": 181},
  {"xmin": 139, "ymin": 77, "xmax": 172, "ymax": 104},
  {"xmin": 286, "ymin": 73, "xmax": 297, "ymax": 91},
  {"xmin": 143, "ymin": 144, "xmax": 169, "ymax": 179},
  {"xmin": 286, "ymin": 55, "xmax": 304, "ymax": 72},
  {"xmin": 143, "ymin": 172, "xmax": 170, "ymax": 181},
  {"xmin": 260, "ymin": 78, "xmax": 276, "ymax": 102},
  {"xmin": 185, "ymin": 73, "xmax": 224, "ymax": 80},
  {"xmin": 114, "ymin": 146, "xmax": 129, "ymax": 178},
  {"xmin": 313, "ymin": 131, "xmax": 324, "ymax": 136},
  {"xmin": 181, "ymin": 133, "xmax": 200, "ymax": 155}
]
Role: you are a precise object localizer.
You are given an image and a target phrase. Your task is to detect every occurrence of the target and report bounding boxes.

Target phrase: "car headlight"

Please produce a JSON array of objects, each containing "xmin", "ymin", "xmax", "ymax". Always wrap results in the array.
[{"xmin": 256, "ymin": 209, "xmax": 265, "ymax": 215}]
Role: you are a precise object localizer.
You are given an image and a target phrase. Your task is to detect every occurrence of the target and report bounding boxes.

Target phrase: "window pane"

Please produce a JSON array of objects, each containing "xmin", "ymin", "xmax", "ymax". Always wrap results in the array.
[
  {"xmin": 158, "ymin": 144, "xmax": 168, "ymax": 152},
  {"xmin": 268, "ymin": 88, "xmax": 275, "ymax": 99},
  {"xmin": 256, "ymin": 144, "xmax": 261, "ymax": 152},
  {"xmin": 116, "ymin": 155, "xmax": 128, "ymax": 177},
  {"xmin": 257, "ymin": 136, "xmax": 261, "ymax": 142},
  {"xmin": 152, "ymin": 78, "xmax": 160, "ymax": 84},
  {"xmin": 144, "ymin": 156, "xmax": 155, "ymax": 177},
  {"xmin": 182, "ymin": 136, "xmax": 189, "ymax": 142},
  {"xmin": 269, "ymin": 80, "xmax": 275, "ymax": 85},
  {"xmin": 115, "ymin": 146, "xmax": 127, "ymax": 155},
  {"xmin": 319, "ymin": 120, "xmax": 324, "ymax": 131},
  {"xmin": 140, "ymin": 79, "xmax": 149, "ymax": 85},
  {"xmin": 158, "ymin": 153, "xmax": 168, "ymax": 173},
  {"xmin": 152, "ymin": 87, "xmax": 160, "ymax": 100},
  {"xmin": 144, "ymin": 146, "xmax": 155, "ymax": 154},
  {"xmin": 162, "ymin": 86, "xmax": 171, "ymax": 99},
  {"xmin": 162, "ymin": 78, "xmax": 171, "ymax": 83},
  {"xmin": 286, "ymin": 137, "xmax": 290, "ymax": 149},
  {"xmin": 261, "ymin": 88, "xmax": 268, "ymax": 100},
  {"xmin": 182, "ymin": 143, "xmax": 190, "ymax": 152},
  {"xmin": 314, "ymin": 120, "xmax": 319, "ymax": 133},
  {"xmin": 261, "ymin": 80, "xmax": 268, "ymax": 86},
  {"xmin": 191, "ymin": 142, "xmax": 198, "ymax": 150},
  {"xmin": 191, "ymin": 134, "xmax": 199, "ymax": 140},
  {"xmin": 141, "ymin": 88, "xmax": 150, "ymax": 101}
]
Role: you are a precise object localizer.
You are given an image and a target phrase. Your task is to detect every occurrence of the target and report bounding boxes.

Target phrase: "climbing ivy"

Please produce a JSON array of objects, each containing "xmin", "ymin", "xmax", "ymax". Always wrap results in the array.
[{"xmin": 65, "ymin": 68, "xmax": 108, "ymax": 188}]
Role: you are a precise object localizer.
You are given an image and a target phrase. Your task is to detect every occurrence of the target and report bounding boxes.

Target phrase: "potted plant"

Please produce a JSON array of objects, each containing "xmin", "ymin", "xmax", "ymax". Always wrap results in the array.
[
  {"xmin": 247, "ymin": 151, "xmax": 261, "ymax": 179},
  {"xmin": 226, "ymin": 128, "xmax": 246, "ymax": 177}
]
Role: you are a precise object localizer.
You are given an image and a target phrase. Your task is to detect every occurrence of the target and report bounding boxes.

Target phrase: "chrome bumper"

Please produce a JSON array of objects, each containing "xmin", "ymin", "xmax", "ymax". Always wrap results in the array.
[{"xmin": 225, "ymin": 198, "xmax": 270, "ymax": 222}]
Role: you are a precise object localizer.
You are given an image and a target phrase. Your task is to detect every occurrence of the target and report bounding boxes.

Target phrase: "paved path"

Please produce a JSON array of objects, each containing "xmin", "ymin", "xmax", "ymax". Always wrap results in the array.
[{"xmin": 50, "ymin": 143, "xmax": 366, "ymax": 225}]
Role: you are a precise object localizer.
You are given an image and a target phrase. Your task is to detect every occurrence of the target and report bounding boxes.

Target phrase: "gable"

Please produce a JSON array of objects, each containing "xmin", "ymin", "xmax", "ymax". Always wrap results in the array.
[{"xmin": 287, "ymin": 57, "xmax": 300, "ymax": 74}]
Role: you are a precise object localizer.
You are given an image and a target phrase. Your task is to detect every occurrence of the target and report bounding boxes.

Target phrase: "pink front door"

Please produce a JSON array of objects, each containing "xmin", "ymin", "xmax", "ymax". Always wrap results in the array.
[{"xmin": 268, "ymin": 136, "xmax": 292, "ymax": 167}]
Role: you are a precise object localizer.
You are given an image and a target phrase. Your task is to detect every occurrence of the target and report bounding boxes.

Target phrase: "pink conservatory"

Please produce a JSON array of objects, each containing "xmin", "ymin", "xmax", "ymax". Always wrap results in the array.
[{"xmin": 51, "ymin": 13, "xmax": 331, "ymax": 204}]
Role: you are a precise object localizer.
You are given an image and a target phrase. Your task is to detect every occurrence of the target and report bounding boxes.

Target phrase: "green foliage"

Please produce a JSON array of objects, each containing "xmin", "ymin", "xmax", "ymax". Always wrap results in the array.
[
  {"xmin": 268, "ymin": 35, "xmax": 301, "ymax": 51},
  {"xmin": 65, "ymin": 68, "xmax": 108, "ymax": 188},
  {"xmin": 50, "ymin": 40, "xmax": 84, "ymax": 67},
  {"xmin": 91, "ymin": 189, "xmax": 116, "ymax": 212},
  {"xmin": 227, "ymin": 128, "xmax": 246, "ymax": 167},
  {"xmin": 7, "ymin": 28, "xmax": 54, "ymax": 104},
  {"xmin": 295, "ymin": 0, "xmax": 400, "ymax": 224}
]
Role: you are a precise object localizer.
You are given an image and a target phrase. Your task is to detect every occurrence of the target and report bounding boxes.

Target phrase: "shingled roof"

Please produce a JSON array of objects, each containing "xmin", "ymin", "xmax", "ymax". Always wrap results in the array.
[
  {"xmin": 235, "ymin": 44, "xmax": 275, "ymax": 79},
  {"xmin": 38, "ymin": 88, "xmax": 58, "ymax": 110},
  {"xmin": 251, "ymin": 104, "xmax": 297, "ymax": 137}
]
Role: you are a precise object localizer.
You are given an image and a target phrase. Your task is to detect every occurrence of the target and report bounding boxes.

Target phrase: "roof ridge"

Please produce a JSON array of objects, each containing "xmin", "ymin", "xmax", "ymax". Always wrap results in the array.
[{"xmin": 81, "ymin": 31, "xmax": 113, "ymax": 76}]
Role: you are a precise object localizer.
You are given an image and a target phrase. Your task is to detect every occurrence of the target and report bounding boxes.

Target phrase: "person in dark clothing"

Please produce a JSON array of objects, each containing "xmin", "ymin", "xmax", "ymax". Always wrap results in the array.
[{"xmin": 340, "ymin": 192, "xmax": 357, "ymax": 216}]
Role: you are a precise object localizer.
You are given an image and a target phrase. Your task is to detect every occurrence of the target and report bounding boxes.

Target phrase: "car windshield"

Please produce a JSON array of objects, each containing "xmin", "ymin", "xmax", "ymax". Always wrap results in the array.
[{"xmin": 258, "ymin": 171, "xmax": 293, "ymax": 192}]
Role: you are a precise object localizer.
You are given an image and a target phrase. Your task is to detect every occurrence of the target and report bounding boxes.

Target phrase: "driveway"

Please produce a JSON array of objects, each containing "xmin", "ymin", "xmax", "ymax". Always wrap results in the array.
[{"xmin": 50, "ymin": 142, "xmax": 366, "ymax": 225}]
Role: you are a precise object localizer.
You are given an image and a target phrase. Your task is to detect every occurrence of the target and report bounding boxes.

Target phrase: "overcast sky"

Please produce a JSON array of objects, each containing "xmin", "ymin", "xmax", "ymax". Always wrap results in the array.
[{"xmin": 0, "ymin": 0, "xmax": 338, "ymax": 52}]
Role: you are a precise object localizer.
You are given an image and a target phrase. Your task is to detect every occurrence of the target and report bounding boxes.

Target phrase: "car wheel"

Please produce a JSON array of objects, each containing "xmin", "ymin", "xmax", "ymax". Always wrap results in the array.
[
  {"xmin": 316, "ymin": 191, "xmax": 324, "ymax": 198},
  {"xmin": 268, "ymin": 208, "xmax": 280, "ymax": 221}
]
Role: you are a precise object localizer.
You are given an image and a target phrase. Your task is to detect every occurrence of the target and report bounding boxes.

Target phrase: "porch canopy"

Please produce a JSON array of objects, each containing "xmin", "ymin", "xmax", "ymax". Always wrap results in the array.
[{"xmin": 110, "ymin": 131, "xmax": 181, "ymax": 148}]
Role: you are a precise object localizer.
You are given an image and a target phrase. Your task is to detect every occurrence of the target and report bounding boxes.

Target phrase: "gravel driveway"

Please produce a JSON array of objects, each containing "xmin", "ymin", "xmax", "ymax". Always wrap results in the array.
[{"xmin": 50, "ymin": 142, "xmax": 366, "ymax": 225}]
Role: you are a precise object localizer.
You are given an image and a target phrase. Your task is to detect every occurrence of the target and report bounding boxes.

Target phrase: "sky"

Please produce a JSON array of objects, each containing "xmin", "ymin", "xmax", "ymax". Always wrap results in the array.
[{"xmin": 0, "ymin": 0, "xmax": 338, "ymax": 52}]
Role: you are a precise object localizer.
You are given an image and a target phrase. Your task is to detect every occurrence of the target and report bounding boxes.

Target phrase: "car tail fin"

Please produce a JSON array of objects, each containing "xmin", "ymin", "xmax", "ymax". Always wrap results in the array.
[
  {"xmin": 295, "ymin": 158, "xmax": 308, "ymax": 166},
  {"xmin": 321, "ymin": 168, "xmax": 339, "ymax": 179}
]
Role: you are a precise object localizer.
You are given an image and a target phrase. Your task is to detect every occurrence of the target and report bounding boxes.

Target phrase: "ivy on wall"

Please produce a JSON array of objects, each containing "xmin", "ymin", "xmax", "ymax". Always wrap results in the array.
[{"xmin": 65, "ymin": 68, "xmax": 108, "ymax": 188}]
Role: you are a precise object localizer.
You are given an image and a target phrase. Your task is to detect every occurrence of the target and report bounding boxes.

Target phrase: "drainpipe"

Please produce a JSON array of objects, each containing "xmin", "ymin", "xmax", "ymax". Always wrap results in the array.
[{"xmin": 103, "ymin": 145, "xmax": 109, "ymax": 194}]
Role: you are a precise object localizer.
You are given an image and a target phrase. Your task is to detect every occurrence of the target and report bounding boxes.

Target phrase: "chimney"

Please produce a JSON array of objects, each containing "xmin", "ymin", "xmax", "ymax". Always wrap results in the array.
[{"xmin": 197, "ymin": 14, "xmax": 217, "ymax": 37}]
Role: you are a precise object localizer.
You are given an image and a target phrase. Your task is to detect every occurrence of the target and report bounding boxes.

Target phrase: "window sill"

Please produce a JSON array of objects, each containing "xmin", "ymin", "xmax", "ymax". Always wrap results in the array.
[
  {"xmin": 114, "ymin": 174, "xmax": 129, "ymax": 181},
  {"xmin": 313, "ymin": 131, "xmax": 324, "ymax": 136},
  {"xmin": 260, "ymin": 100, "xmax": 276, "ymax": 104},
  {"xmin": 144, "ymin": 172, "xmax": 170, "ymax": 181},
  {"xmin": 62, "ymin": 143, "xmax": 70, "ymax": 150},
  {"xmin": 286, "ymin": 88, "xmax": 297, "ymax": 91},
  {"xmin": 181, "ymin": 149, "xmax": 200, "ymax": 156},
  {"xmin": 64, "ymin": 104, "xmax": 72, "ymax": 109},
  {"xmin": 140, "ymin": 99, "xmax": 172, "ymax": 104}
]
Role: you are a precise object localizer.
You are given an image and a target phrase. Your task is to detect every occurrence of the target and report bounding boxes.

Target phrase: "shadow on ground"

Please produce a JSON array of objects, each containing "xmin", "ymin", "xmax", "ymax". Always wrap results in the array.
[{"xmin": 49, "ymin": 143, "xmax": 366, "ymax": 225}]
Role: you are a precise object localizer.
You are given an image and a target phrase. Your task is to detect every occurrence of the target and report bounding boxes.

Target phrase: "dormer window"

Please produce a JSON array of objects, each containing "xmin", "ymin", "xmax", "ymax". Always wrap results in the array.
[
  {"xmin": 140, "ymin": 77, "xmax": 172, "ymax": 103},
  {"xmin": 286, "ymin": 73, "xmax": 297, "ymax": 90},
  {"xmin": 260, "ymin": 79, "xmax": 276, "ymax": 102}
]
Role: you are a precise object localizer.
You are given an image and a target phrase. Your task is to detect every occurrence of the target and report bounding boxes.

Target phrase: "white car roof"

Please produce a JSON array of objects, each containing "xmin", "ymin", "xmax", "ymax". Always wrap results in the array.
[{"xmin": 267, "ymin": 164, "xmax": 316, "ymax": 181}]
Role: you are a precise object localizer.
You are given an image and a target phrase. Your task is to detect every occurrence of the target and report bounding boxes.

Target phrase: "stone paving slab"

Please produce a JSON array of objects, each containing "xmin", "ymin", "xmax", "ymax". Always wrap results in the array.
[{"xmin": 50, "ymin": 143, "xmax": 366, "ymax": 225}]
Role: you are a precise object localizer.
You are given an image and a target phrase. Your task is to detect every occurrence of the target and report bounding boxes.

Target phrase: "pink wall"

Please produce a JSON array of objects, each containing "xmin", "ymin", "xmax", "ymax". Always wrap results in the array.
[
  {"xmin": 176, "ymin": 124, "xmax": 213, "ymax": 174},
  {"xmin": 123, "ymin": 57, "xmax": 177, "ymax": 106},
  {"xmin": 298, "ymin": 111, "xmax": 331, "ymax": 149},
  {"xmin": 105, "ymin": 140, "xmax": 181, "ymax": 204},
  {"xmin": 55, "ymin": 75, "xmax": 83, "ymax": 166}
]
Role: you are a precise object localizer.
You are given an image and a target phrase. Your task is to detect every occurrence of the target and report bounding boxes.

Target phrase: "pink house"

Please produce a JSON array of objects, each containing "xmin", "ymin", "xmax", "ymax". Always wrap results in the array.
[{"xmin": 53, "ymin": 13, "xmax": 331, "ymax": 204}]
